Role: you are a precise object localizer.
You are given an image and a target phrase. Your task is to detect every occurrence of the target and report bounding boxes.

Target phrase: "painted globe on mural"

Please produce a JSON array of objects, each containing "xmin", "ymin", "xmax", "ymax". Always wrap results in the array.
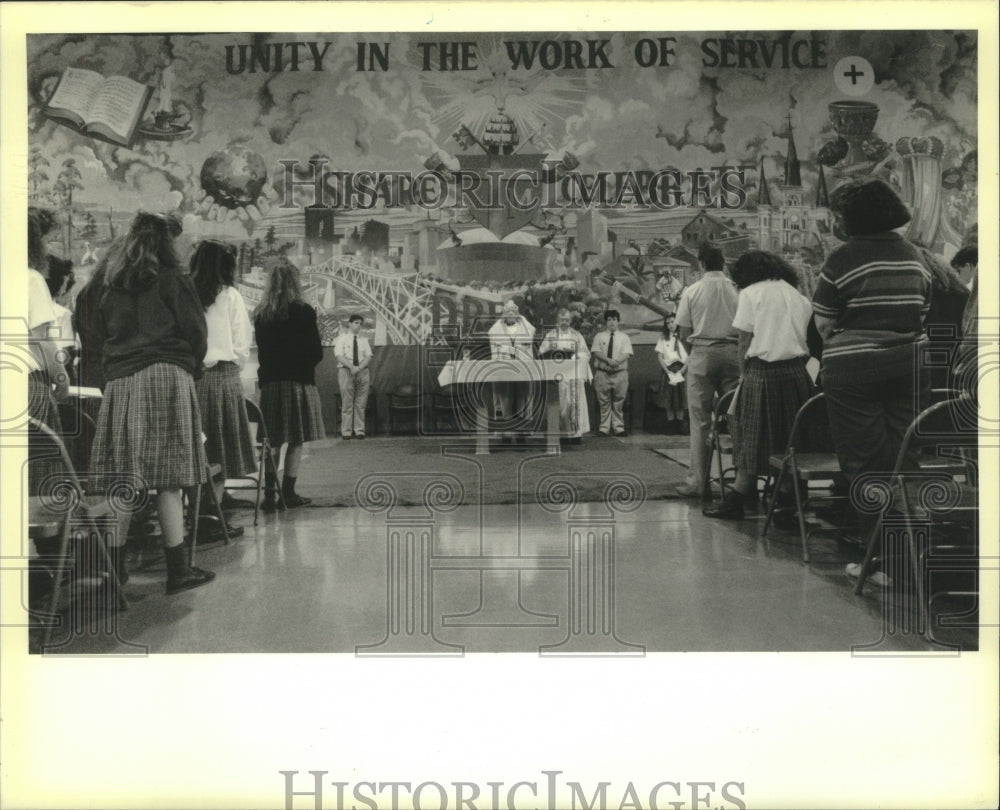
[{"xmin": 199, "ymin": 146, "xmax": 268, "ymax": 208}]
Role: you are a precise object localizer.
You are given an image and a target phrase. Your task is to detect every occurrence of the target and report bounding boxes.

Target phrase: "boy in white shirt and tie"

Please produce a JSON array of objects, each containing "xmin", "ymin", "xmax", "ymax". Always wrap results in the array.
[
  {"xmin": 336, "ymin": 314, "xmax": 372, "ymax": 438},
  {"xmin": 590, "ymin": 309, "xmax": 633, "ymax": 435}
]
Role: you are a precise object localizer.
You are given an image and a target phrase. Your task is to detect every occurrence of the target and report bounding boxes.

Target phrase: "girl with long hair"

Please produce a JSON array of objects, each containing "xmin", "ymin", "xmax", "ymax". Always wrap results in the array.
[
  {"xmin": 88, "ymin": 212, "xmax": 215, "ymax": 594},
  {"xmin": 653, "ymin": 312, "xmax": 688, "ymax": 434},
  {"xmin": 189, "ymin": 240, "xmax": 256, "ymax": 518},
  {"xmin": 253, "ymin": 258, "xmax": 325, "ymax": 510}
]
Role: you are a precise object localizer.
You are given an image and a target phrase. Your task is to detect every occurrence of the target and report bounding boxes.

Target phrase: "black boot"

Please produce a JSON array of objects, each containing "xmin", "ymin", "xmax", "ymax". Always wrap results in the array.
[
  {"xmin": 164, "ymin": 544, "xmax": 215, "ymax": 595},
  {"xmin": 282, "ymin": 476, "xmax": 312, "ymax": 508},
  {"xmin": 703, "ymin": 490, "xmax": 745, "ymax": 520},
  {"xmin": 261, "ymin": 470, "xmax": 280, "ymax": 513}
]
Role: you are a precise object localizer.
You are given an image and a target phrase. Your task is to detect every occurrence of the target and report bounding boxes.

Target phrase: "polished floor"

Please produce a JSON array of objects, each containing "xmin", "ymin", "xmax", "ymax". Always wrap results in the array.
[{"xmin": 36, "ymin": 439, "xmax": 971, "ymax": 654}]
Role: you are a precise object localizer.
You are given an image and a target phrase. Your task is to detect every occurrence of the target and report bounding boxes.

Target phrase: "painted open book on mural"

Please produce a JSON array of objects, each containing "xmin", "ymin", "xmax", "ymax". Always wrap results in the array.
[{"xmin": 45, "ymin": 66, "xmax": 153, "ymax": 148}]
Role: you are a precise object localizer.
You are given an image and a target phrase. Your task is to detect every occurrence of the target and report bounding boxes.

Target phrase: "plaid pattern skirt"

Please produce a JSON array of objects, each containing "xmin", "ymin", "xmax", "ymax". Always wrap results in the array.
[
  {"xmin": 195, "ymin": 362, "xmax": 257, "ymax": 479},
  {"xmin": 732, "ymin": 357, "xmax": 817, "ymax": 477},
  {"xmin": 90, "ymin": 362, "xmax": 207, "ymax": 491},
  {"xmin": 259, "ymin": 381, "xmax": 326, "ymax": 446}
]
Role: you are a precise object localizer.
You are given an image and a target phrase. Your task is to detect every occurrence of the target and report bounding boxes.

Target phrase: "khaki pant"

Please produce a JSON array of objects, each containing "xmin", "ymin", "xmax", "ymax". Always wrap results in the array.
[{"xmin": 339, "ymin": 367, "xmax": 370, "ymax": 436}]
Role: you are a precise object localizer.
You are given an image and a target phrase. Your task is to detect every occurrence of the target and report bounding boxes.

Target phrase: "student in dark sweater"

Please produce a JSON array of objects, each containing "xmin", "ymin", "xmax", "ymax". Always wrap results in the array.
[
  {"xmin": 88, "ymin": 212, "xmax": 215, "ymax": 595},
  {"xmin": 253, "ymin": 258, "xmax": 326, "ymax": 510}
]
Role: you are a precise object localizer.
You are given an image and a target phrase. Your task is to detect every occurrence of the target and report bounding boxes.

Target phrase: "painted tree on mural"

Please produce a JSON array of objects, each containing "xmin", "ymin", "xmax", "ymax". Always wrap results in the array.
[
  {"xmin": 53, "ymin": 157, "xmax": 83, "ymax": 253},
  {"xmin": 28, "ymin": 146, "xmax": 50, "ymax": 196},
  {"xmin": 81, "ymin": 212, "xmax": 98, "ymax": 242}
]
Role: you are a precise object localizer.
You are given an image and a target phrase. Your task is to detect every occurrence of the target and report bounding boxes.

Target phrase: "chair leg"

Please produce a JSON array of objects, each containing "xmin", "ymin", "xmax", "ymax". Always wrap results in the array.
[
  {"xmin": 189, "ymin": 485, "xmax": 201, "ymax": 566},
  {"xmin": 715, "ymin": 432, "xmax": 728, "ymax": 501},
  {"xmin": 761, "ymin": 458, "xmax": 789, "ymax": 538},
  {"xmin": 701, "ymin": 429, "xmax": 715, "ymax": 498},
  {"xmin": 789, "ymin": 454, "xmax": 810, "ymax": 563},
  {"xmin": 267, "ymin": 443, "xmax": 287, "ymax": 510},
  {"xmin": 41, "ymin": 519, "xmax": 72, "ymax": 649},
  {"xmin": 898, "ymin": 483, "xmax": 933, "ymax": 638},
  {"xmin": 253, "ymin": 445, "xmax": 264, "ymax": 527},
  {"xmin": 205, "ymin": 466, "xmax": 230, "ymax": 546},
  {"xmin": 86, "ymin": 512, "xmax": 129, "ymax": 611},
  {"xmin": 854, "ymin": 515, "xmax": 884, "ymax": 595}
]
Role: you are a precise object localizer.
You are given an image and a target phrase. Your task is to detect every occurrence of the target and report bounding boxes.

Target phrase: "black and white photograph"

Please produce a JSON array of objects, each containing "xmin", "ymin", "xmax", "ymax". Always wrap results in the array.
[{"xmin": 1, "ymin": 1, "xmax": 997, "ymax": 808}]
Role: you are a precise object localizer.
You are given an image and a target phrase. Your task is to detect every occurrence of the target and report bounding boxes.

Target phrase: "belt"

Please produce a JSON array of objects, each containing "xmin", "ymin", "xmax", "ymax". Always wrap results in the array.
[{"xmin": 598, "ymin": 367, "xmax": 627, "ymax": 374}]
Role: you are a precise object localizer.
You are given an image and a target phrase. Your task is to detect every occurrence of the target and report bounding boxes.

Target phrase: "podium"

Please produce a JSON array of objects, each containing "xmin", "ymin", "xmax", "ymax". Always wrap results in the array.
[{"xmin": 438, "ymin": 357, "xmax": 587, "ymax": 454}]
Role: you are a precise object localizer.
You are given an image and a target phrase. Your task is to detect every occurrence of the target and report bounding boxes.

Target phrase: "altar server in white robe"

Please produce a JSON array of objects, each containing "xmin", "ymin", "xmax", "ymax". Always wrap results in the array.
[{"xmin": 538, "ymin": 307, "xmax": 591, "ymax": 444}]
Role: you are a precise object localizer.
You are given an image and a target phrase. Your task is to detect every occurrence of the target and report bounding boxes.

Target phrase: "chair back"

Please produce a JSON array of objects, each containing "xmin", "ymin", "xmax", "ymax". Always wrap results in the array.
[
  {"xmin": 28, "ymin": 417, "xmax": 83, "ymax": 514},
  {"xmin": 782, "ymin": 392, "xmax": 835, "ymax": 453},
  {"xmin": 390, "ymin": 384, "xmax": 421, "ymax": 407},
  {"xmin": 895, "ymin": 395, "xmax": 978, "ymax": 470}
]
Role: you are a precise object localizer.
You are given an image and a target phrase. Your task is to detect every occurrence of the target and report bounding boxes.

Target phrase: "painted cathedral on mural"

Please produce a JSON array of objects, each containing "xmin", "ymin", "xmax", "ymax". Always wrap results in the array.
[{"xmin": 756, "ymin": 116, "xmax": 832, "ymax": 253}]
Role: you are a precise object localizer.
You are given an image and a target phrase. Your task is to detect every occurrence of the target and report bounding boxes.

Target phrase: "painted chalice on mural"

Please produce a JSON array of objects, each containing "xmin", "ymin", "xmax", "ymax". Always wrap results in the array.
[
  {"xmin": 826, "ymin": 100, "xmax": 889, "ymax": 168},
  {"xmin": 195, "ymin": 145, "xmax": 274, "ymax": 224}
]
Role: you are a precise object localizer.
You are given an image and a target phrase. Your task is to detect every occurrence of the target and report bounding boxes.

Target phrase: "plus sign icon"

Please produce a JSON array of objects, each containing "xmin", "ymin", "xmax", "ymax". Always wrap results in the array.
[{"xmin": 834, "ymin": 55, "xmax": 875, "ymax": 96}]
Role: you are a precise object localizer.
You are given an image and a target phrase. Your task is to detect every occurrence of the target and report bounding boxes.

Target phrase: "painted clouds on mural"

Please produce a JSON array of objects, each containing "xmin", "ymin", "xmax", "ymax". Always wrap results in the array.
[{"xmin": 28, "ymin": 31, "xmax": 976, "ymax": 213}]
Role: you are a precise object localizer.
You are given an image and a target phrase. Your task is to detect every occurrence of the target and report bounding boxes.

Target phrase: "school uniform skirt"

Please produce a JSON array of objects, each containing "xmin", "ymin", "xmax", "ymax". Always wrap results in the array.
[
  {"xmin": 732, "ymin": 356, "xmax": 816, "ymax": 477},
  {"xmin": 195, "ymin": 361, "xmax": 257, "ymax": 480},
  {"xmin": 654, "ymin": 371, "xmax": 688, "ymax": 412},
  {"xmin": 259, "ymin": 380, "xmax": 326, "ymax": 446},
  {"xmin": 90, "ymin": 362, "xmax": 207, "ymax": 491}
]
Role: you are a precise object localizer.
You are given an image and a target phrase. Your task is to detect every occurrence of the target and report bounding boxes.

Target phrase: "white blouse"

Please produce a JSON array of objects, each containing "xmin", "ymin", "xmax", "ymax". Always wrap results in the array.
[{"xmin": 203, "ymin": 285, "xmax": 253, "ymax": 369}]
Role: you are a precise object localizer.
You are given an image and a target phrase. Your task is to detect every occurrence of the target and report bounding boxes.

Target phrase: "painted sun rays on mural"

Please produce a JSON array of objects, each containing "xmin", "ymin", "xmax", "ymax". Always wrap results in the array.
[{"xmin": 416, "ymin": 37, "xmax": 588, "ymax": 158}]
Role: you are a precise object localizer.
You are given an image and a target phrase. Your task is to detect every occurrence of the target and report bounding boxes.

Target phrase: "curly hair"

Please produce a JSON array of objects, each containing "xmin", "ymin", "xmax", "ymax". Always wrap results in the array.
[
  {"xmin": 253, "ymin": 258, "xmax": 304, "ymax": 324},
  {"xmin": 730, "ymin": 250, "xmax": 800, "ymax": 290},
  {"xmin": 28, "ymin": 207, "xmax": 58, "ymax": 271},
  {"xmin": 45, "ymin": 255, "xmax": 75, "ymax": 298},
  {"xmin": 189, "ymin": 240, "xmax": 238, "ymax": 309}
]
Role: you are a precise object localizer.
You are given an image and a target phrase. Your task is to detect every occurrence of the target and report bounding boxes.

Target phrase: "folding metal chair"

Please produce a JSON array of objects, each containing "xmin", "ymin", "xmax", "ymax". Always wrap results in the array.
[
  {"xmin": 853, "ymin": 395, "xmax": 978, "ymax": 636},
  {"xmin": 761, "ymin": 393, "xmax": 845, "ymax": 563},
  {"xmin": 28, "ymin": 417, "xmax": 127, "ymax": 648},
  {"xmin": 701, "ymin": 388, "xmax": 736, "ymax": 502},
  {"xmin": 222, "ymin": 397, "xmax": 286, "ymax": 526}
]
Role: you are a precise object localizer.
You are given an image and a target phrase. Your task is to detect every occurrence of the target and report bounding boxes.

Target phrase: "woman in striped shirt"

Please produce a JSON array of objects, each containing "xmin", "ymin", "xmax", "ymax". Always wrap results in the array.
[{"xmin": 811, "ymin": 178, "xmax": 932, "ymax": 553}]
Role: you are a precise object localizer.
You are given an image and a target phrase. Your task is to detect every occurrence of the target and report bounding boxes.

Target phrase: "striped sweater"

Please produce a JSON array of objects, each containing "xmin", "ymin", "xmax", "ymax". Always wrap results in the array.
[{"xmin": 812, "ymin": 233, "xmax": 931, "ymax": 366}]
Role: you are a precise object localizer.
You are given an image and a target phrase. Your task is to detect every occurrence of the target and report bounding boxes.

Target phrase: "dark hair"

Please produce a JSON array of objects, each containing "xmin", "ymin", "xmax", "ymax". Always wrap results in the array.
[
  {"xmin": 103, "ymin": 211, "xmax": 182, "ymax": 295},
  {"xmin": 660, "ymin": 313, "xmax": 677, "ymax": 337},
  {"xmin": 730, "ymin": 250, "xmax": 800, "ymax": 290},
  {"xmin": 348, "ymin": 313, "xmax": 364, "ymax": 324},
  {"xmin": 700, "ymin": 245, "xmax": 724, "ymax": 272},
  {"xmin": 951, "ymin": 245, "xmax": 978, "ymax": 269},
  {"xmin": 829, "ymin": 178, "xmax": 911, "ymax": 236},
  {"xmin": 604, "ymin": 309, "xmax": 621, "ymax": 321},
  {"xmin": 45, "ymin": 255, "xmax": 75, "ymax": 298},
  {"xmin": 189, "ymin": 240, "xmax": 237, "ymax": 309},
  {"xmin": 28, "ymin": 207, "xmax": 57, "ymax": 271}
]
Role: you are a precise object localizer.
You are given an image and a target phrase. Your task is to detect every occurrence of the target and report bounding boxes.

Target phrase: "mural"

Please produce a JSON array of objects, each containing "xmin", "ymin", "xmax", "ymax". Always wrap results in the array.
[{"xmin": 27, "ymin": 30, "xmax": 978, "ymax": 346}]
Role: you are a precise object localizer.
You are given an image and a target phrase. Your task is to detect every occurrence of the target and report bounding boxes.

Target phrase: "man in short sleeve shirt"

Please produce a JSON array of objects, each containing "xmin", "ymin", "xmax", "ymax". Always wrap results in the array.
[{"xmin": 674, "ymin": 246, "xmax": 740, "ymax": 499}]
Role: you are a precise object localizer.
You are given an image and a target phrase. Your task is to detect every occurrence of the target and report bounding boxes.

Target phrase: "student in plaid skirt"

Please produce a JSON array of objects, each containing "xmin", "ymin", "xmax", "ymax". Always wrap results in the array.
[
  {"xmin": 253, "ymin": 259, "xmax": 326, "ymax": 511},
  {"xmin": 190, "ymin": 240, "xmax": 257, "ymax": 519},
  {"xmin": 88, "ymin": 212, "xmax": 215, "ymax": 595},
  {"xmin": 703, "ymin": 251, "xmax": 818, "ymax": 520}
]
